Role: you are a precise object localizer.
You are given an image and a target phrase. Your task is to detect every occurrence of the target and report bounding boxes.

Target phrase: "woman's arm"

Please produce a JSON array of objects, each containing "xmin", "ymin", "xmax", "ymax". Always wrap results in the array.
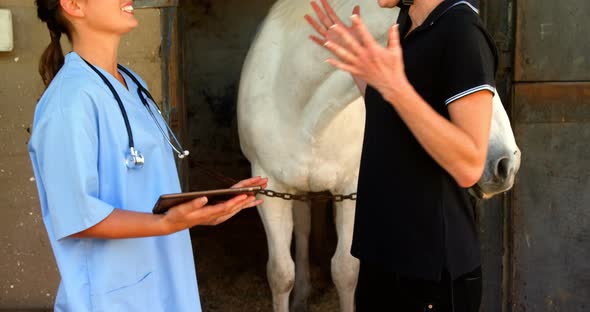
[
  {"xmin": 71, "ymin": 195, "xmax": 255, "ymax": 239},
  {"xmin": 72, "ymin": 177, "xmax": 267, "ymax": 239}
]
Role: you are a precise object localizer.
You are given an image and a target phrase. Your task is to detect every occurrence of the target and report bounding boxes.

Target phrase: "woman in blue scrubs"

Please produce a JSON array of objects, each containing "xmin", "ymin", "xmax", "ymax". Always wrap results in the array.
[{"xmin": 29, "ymin": 1, "xmax": 267, "ymax": 311}]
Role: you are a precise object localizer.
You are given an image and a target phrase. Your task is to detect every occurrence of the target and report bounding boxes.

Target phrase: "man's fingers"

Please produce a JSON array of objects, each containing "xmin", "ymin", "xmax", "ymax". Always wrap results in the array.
[
  {"xmin": 387, "ymin": 24, "xmax": 401, "ymax": 50},
  {"xmin": 324, "ymin": 25, "xmax": 363, "ymax": 65},
  {"xmin": 352, "ymin": 5, "xmax": 360, "ymax": 17},
  {"xmin": 325, "ymin": 58, "xmax": 362, "ymax": 76},
  {"xmin": 328, "ymin": 24, "xmax": 363, "ymax": 56},
  {"xmin": 305, "ymin": 14, "xmax": 327, "ymax": 37},
  {"xmin": 351, "ymin": 14, "xmax": 376, "ymax": 48},
  {"xmin": 324, "ymin": 40, "xmax": 358, "ymax": 65},
  {"xmin": 320, "ymin": 0, "xmax": 344, "ymax": 26},
  {"xmin": 311, "ymin": 1, "xmax": 334, "ymax": 29},
  {"xmin": 310, "ymin": 34, "xmax": 327, "ymax": 46}
]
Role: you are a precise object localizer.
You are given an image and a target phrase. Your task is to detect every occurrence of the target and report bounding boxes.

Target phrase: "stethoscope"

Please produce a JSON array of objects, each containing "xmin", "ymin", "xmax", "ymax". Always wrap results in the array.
[{"xmin": 82, "ymin": 58, "xmax": 189, "ymax": 169}]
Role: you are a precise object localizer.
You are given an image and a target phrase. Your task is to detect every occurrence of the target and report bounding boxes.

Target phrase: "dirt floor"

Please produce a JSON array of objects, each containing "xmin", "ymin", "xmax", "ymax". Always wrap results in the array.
[{"xmin": 191, "ymin": 207, "xmax": 340, "ymax": 312}]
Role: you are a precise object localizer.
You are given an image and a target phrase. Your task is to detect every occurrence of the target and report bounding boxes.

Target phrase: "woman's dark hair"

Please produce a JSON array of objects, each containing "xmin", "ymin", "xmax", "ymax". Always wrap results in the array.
[{"xmin": 36, "ymin": 0, "xmax": 71, "ymax": 87}]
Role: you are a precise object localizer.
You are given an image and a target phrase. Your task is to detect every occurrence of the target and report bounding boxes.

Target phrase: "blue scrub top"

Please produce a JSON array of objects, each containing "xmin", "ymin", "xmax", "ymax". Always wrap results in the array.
[{"xmin": 28, "ymin": 52, "xmax": 201, "ymax": 312}]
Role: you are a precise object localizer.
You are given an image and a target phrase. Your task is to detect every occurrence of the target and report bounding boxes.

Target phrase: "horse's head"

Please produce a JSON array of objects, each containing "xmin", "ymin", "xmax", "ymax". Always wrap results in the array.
[{"xmin": 471, "ymin": 94, "xmax": 521, "ymax": 199}]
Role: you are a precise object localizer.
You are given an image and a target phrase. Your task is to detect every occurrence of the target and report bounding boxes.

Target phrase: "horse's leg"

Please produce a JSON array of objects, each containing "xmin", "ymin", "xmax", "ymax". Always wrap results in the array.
[
  {"xmin": 291, "ymin": 200, "xmax": 312, "ymax": 312},
  {"xmin": 254, "ymin": 167, "xmax": 296, "ymax": 312},
  {"xmin": 331, "ymin": 185, "xmax": 360, "ymax": 312}
]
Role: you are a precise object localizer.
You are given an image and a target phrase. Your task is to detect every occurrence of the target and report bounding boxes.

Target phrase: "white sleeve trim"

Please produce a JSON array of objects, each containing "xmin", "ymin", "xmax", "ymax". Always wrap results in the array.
[
  {"xmin": 455, "ymin": 1, "xmax": 479, "ymax": 14},
  {"xmin": 445, "ymin": 84, "xmax": 496, "ymax": 105},
  {"xmin": 435, "ymin": 1, "xmax": 479, "ymax": 23}
]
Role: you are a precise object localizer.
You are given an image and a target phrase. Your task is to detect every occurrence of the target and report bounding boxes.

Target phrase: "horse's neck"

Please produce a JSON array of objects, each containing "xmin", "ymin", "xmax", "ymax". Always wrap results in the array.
[
  {"xmin": 272, "ymin": 0, "xmax": 352, "ymax": 19},
  {"xmin": 244, "ymin": 2, "xmax": 398, "ymax": 135},
  {"xmin": 267, "ymin": 3, "xmax": 399, "ymax": 135}
]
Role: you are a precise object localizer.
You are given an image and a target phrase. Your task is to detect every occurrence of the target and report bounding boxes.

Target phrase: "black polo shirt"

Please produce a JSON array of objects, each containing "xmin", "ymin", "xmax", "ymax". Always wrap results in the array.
[{"xmin": 351, "ymin": 0, "xmax": 498, "ymax": 281}]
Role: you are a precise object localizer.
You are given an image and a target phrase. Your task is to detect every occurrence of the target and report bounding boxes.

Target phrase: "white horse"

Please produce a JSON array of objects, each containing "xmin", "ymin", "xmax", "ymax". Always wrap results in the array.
[{"xmin": 237, "ymin": 1, "xmax": 520, "ymax": 311}]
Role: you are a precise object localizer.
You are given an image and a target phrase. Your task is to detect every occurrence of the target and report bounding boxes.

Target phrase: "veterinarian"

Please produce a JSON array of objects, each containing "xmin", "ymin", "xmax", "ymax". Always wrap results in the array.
[{"xmin": 29, "ymin": 0, "xmax": 267, "ymax": 310}]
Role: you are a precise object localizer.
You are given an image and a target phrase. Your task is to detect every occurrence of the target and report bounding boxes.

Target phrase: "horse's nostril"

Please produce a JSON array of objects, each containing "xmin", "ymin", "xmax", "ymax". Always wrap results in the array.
[{"xmin": 496, "ymin": 157, "xmax": 511, "ymax": 181}]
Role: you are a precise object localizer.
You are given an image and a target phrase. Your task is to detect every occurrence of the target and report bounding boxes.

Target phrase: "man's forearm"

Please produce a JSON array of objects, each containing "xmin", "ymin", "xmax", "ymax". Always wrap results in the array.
[{"xmin": 381, "ymin": 82, "xmax": 491, "ymax": 187}]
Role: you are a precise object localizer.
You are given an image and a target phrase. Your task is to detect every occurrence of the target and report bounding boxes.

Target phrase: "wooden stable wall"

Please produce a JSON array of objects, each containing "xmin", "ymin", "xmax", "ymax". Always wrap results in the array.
[
  {"xmin": 509, "ymin": 0, "xmax": 590, "ymax": 310},
  {"xmin": 480, "ymin": 1, "xmax": 590, "ymax": 310}
]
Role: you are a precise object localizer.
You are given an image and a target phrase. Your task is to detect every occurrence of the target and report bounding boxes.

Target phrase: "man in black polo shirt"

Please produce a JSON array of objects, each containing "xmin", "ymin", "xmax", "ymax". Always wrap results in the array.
[{"xmin": 306, "ymin": 0, "xmax": 496, "ymax": 310}]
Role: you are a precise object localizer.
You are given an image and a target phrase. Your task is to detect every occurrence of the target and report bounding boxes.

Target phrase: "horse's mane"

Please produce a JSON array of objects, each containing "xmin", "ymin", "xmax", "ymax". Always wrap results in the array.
[{"xmin": 270, "ymin": 0, "xmax": 354, "ymax": 30}]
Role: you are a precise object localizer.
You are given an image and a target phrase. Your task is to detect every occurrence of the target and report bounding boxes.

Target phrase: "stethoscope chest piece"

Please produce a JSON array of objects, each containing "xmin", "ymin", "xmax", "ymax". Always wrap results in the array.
[{"xmin": 126, "ymin": 147, "xmax": 145, "ymax": 169}]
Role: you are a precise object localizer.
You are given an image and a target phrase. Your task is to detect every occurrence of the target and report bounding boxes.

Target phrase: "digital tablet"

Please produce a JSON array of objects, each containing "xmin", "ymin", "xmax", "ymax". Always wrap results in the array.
[{"xmin": 152, "ymin": 186, "xmax": 262, "ymax": 214}]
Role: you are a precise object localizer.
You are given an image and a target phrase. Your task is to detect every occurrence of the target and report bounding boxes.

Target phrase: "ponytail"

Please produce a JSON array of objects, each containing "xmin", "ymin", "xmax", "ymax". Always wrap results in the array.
[
  {"xmin": 39, "ymin": 27, "xmax": 65, "ymax": 87},
  {"xmin": 36, "ymin": 0, "xmax": 70, "ymax": 88}
]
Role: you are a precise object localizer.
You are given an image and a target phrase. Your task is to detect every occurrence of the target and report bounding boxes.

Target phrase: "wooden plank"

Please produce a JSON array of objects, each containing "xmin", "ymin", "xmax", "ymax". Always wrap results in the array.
[
  {"xmin": 134, "ymin": 0, "xmax": 178, "ymax": 9},
  {"xmin": 515, "ymin": 0, "xmax": 590, "ymax": 82},
  {"xmin": 513, "ymin": 83, "xmax": 590, "ymax": 124}
]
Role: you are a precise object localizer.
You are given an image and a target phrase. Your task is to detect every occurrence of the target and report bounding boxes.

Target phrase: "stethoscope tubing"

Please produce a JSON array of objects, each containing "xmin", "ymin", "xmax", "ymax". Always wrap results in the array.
[
  {"xmin": 82, "ymin": 58, "xmax": 188, "ymax": 167},
  {"xmin": 83, "ymin": 59, "xmax": 136, "ymax": 149}
]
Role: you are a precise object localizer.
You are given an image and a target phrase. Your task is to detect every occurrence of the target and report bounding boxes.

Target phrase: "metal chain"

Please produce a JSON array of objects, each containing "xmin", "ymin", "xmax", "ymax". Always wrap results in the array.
[
  {"xmin": 194, "ymin": 162, "xmax": 357, "ymax": 202},
  {"xmin": 257, "ymin": 189, "xmax": 357, "ymax": 202}
]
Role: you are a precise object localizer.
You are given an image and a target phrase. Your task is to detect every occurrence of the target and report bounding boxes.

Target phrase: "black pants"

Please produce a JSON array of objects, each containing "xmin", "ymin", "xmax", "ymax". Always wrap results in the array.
[{"xmin": 355, "ymin": 263, "xmax": 482, "ymax": 312}]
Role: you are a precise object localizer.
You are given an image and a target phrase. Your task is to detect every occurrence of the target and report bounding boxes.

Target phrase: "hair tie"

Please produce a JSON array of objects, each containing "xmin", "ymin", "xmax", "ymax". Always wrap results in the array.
[{"xmin": 47, "ymin": 21, "xmax": 62, "ymax": 42}]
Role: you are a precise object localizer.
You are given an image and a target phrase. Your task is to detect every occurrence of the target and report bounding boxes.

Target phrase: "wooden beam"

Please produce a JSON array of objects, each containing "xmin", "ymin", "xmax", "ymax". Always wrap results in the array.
[
  {"xmin": 159, "ymin": 6, "xmax": 189, "ymax": 190},
  {"xmin": 134, "ymin": 0, "xmax": 179, "ymax": 9}
]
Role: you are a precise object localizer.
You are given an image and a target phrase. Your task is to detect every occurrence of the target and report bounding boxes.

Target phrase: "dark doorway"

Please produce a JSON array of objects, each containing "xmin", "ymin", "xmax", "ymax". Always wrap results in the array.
[{"xmin": 180, "ymin": 1, "xmax": 339, "ymax": 311}]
